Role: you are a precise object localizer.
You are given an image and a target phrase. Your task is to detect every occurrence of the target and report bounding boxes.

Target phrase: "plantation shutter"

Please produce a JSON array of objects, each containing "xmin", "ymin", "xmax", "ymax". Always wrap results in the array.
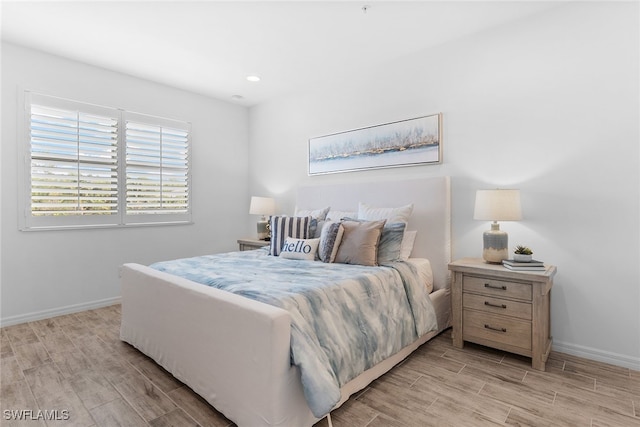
[
  {"xmin": 29, "ymin": 103, "xmax": 119, "ymax": 217},
  {"xmin": 125, "ymin": 115, "xmax": 190, "ymax": 220},
  {"xmin": 21, "ymin": 92, "xmax": 192, "ymax": 230}
]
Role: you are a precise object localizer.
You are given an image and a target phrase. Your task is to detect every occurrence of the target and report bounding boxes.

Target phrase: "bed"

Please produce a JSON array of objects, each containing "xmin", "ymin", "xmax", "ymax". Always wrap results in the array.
[{"xmin": 120, "ymin": 176, "xmax": 451, "ymax": 427}]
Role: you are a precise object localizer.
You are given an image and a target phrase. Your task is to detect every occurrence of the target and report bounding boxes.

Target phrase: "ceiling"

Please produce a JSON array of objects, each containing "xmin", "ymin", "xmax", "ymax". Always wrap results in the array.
[{"xmin": 1, "ymin": 1, "xmax": 561, "ymax": 106}]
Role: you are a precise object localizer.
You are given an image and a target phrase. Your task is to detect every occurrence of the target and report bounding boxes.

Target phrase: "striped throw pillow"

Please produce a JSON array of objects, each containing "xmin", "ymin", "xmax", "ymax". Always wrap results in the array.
[{"xmin": 269, "ymin": 216, "xmax": 312, "ymax": 256}]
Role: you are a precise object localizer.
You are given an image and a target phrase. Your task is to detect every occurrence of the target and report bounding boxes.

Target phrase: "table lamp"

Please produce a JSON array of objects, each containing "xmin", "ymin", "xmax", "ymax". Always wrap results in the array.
[
  {"xmin": 249, "ymin": 196, "xmax": 275, "ymax": 240},
  {"xmin": 474, "ymin": 189, "xmax": 522, "ymax": 263}
]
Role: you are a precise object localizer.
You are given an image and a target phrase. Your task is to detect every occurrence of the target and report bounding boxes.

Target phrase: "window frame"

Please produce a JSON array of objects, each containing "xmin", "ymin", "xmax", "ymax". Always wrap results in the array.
[{"xmin": 19, "ymin": 91, "xmax": 193, "ymax": 231}]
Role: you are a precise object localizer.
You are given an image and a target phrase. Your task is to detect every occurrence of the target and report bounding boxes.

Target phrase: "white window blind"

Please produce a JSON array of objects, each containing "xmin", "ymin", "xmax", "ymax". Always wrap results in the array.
[
  {"xmin": 30, "ymin": 105, "xmax": 119, "ymax": 217},
  {"xmin": 21, "ymin": 92, "xmax": 192, "ymax": 230},
  {"xmin": 125, "ymin": 120, "xmax": 190, "ymax": 215}
]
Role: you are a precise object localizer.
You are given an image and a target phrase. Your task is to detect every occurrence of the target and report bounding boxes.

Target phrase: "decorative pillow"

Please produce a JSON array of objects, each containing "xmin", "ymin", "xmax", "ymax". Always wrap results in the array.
[
  {"xmin": 295, "ymin": 207, "xmax": 330, "ymax": 238},
  {"xmin": 357, "ymin": 202, "xmax": 414, "ymax": 224},
  {"xmin": 326, "ymin": 210, "xmax": 357, "ymax": 221},
  {"xmin": 377, "ymin": 222, "xmax": 407, "ymax": 264},
  {"xmin": 279, "ymin": 237, "xmax": 320, "ymax": 260},
  {"xmin": 334, "ymin": 219, "xmax": 386, "ymax": 266},
  {"xmin": 318, "ymin": 221, "xmax": 345, "ymax": 263},
  {"xmin": 294, "ymin": 206, "xmax": 330, "ymax": 221},
  {"xmin": 308, "ymin": 218, "xmax": 320, "ymax": 238},
  {"xmin": 269, "ymin": 216, "xmax": 312, "ymax": 256},
  {"xmin": 400, "ymin": 230, "xmax": 417, "ymax": 261}
]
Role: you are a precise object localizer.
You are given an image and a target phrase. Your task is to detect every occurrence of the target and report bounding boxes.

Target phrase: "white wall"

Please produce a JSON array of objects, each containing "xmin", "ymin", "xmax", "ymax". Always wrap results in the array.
[
  {"xmin": 1, "ymin": 43, "xmax": 250, "ymax": 324},
  {"xmin": 248, "ymin": 2, "xmax": 640, "ymax": 369}
]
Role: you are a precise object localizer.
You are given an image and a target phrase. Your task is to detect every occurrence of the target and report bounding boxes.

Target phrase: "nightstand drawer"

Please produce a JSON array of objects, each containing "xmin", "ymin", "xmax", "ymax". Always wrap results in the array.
[
  {"xmin": 463, "ymin": 276, "xmax": 532, "ymax": 301},
  {"xmin": 450, "ymin": 258, "xmax": 556, "ymax": 370},
  {"xmin": 463, "ymin": 310, "xmax": 532, "ymax": 350},
  {"xmin": 463, "ymin": 293, "xmax": 532, "ymax": 320}
]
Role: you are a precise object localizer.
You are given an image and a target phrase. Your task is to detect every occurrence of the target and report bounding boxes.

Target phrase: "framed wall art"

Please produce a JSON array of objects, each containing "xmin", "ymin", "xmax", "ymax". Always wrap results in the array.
[{"xmin": 308, "ymin": 113, "xmax": 442, "ymax": 175}]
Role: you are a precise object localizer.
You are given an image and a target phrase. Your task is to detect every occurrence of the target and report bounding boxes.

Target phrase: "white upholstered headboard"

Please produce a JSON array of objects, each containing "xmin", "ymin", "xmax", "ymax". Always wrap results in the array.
[{"xmin": 296, "ymin": 176, "xmax": 451, "ymax": 291}]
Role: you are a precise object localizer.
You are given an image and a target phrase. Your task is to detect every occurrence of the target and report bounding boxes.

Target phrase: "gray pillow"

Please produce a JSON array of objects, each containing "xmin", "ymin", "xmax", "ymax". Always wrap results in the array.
[
  {"xmin": 318, "ymin": 221, "xmax": 344, "ymax": 263},
  {"xmin": 334, "ymin": 219, "xmax": 386, "ymax": 266},
  {"xmin": 377, "ymin": 222, "xmax": 407, "ymax": 264}
]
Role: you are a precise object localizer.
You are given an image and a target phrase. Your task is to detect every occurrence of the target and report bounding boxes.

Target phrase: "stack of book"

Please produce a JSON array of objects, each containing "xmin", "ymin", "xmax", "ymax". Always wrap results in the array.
[{"xmin": 502, "ymin": 259, "xmax": 546, "ymax": 271}]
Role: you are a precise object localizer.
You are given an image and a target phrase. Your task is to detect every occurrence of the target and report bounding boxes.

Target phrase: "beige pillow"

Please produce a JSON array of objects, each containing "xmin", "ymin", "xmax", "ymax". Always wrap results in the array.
[{"xmin": 334, "ymin": 219, "xmax": 386, "ymax": 266}]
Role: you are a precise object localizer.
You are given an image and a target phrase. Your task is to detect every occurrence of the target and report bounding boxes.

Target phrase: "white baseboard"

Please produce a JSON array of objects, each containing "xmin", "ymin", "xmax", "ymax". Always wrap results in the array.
[
  {"xmin": 553, "ymin": 340, "xmax": 640, "ymax": 371},
  {"xmin": 0, "ymin": 296, "xmax": 122, "ymax": 327}
]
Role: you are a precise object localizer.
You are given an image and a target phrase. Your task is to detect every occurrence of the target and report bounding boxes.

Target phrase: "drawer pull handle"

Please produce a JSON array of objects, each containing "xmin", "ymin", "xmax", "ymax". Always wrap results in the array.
[
  {"xmin": 484, "ymin": 301, "xmax": 507, "ymax": 309},
  {"xmin": 484, "ymin": 324, "xmax": 507, "ymax": 333},
  {"xmin": 484, "ymin": 283, "xmax": 507, "ymax": 290}
]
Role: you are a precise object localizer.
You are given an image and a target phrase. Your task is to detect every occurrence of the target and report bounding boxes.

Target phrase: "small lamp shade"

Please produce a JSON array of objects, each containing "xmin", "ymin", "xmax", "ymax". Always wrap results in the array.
[
  {"xmin": 474, "ymin": 189, "xmax": 522, "ymax": 263},
  {"xmin": 250, "ymin": 196, "xmax": 275, "ymax": 240},
  {"xmin": 249, "ymin": 196, "xmax": 275, "ymax": 216},
  {"xmin": 474, "ymin": 189, "xmax": 522, "ymax": 221}
]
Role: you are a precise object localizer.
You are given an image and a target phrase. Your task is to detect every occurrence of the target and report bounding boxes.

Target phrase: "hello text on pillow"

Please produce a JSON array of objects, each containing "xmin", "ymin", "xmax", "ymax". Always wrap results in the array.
[
  {"xmin": 279, "ymin": 237, "xmax": 320, "ymax": 260},
  {"xmin": 269, "ymin": 216, "xmax": 312, "ymax": 256}
]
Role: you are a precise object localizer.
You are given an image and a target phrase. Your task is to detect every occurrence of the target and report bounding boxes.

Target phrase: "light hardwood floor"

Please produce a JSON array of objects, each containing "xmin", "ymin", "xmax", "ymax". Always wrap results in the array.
[{"xmin": 1, "ymin": 304, "xmax": 638, "ymax": 427}]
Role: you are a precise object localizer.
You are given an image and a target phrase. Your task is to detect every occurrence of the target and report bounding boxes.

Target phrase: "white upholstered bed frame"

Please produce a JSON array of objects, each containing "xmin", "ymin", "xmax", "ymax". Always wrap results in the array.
[{"xmin": 120, "ymin": 176, "xmax": 451, "ymax": 427}]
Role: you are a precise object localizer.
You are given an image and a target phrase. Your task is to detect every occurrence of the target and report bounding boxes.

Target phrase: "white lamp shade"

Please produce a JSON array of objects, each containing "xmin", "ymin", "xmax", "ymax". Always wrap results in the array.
[
  {"xmin": 249, "ymin": 196, "xmax": 275, "ymax": 216},
  {"xmin": 474, "ymin": 189, "xmax": 522, "ymax": 221}
]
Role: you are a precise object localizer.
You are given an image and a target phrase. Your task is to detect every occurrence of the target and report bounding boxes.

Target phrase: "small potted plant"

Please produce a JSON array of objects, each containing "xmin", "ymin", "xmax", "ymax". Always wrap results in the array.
[{"xmin": 514, "ymin": 245, "xmax": 533, "ymax": 262}]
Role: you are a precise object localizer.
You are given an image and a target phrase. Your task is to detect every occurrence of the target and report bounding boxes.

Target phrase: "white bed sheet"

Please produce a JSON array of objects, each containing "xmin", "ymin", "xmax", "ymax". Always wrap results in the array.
[{"xmin": 406, "ymin": 258, "xmax": 434, "ymax": 293}]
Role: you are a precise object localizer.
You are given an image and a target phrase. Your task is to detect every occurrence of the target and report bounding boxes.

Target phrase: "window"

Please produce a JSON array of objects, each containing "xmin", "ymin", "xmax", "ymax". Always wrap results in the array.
[
  {"xmin": 20, "ymin": 92, "xmax": 192, "ymax": 230},
  {"xmin": 126, "ymin": 121, "xmax": 189, "ymax": 213}
]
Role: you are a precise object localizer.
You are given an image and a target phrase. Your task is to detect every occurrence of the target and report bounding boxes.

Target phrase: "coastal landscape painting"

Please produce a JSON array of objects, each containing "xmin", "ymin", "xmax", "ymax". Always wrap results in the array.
[{"xmin": 308, "ymin": 113, "xmax": 441, "ymax": 175}]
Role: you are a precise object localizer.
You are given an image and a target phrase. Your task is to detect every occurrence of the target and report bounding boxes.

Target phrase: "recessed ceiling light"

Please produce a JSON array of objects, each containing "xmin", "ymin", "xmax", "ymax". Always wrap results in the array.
[{"xmin": 246, "ymin": 75, "xmax": 261, "ymax": 82}]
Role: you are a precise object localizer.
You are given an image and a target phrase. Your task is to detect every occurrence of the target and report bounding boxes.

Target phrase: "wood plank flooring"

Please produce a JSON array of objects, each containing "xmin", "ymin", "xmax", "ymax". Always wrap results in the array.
[{"xmin": 1, "ymin": 304, "xmax": 638, "ymax": 426}]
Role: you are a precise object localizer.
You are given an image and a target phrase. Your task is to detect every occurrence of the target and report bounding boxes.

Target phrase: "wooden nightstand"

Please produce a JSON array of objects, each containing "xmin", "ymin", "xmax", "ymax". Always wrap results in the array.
[
  {"xmin": 237, "ymin": 238, "xmax": 270, "ymax": 251},
  {"xmin": 449, "ymin": 257, "xmax": 557, "ymax": 371}
]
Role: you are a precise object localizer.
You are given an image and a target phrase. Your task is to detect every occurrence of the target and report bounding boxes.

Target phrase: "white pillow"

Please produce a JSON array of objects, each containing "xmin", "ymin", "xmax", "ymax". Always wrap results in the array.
[
  {"xmin": 326, "ymin": 210, "xmax": 357, "ymax": 221},
  {"xmin": 295, "ymin": 207, "xmax": 330, "ymax": 238},
  {"xmin": 294, "ymin": 206, "xmax": 330, "ymax": 221},
  {"xmin": 400, "ymin": 230, "xmax": 417, "ymax": 261},
  {"xmin": 358, "ymin": 202, "xmax": 414, "ymax": 224},
  {"xmin": 279, "ymin": 237, "xmax": 320, "ymax": 260}
]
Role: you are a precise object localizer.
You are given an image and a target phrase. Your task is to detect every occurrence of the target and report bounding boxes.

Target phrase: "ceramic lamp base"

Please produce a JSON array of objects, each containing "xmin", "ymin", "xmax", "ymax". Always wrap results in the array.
[
  {"xmin": 256, "ymin": 219, "xmax": 269, "ymax": 240},
  {"xmin": 482, "ymin": 223, "xmax": 508, "ymax": 264}
]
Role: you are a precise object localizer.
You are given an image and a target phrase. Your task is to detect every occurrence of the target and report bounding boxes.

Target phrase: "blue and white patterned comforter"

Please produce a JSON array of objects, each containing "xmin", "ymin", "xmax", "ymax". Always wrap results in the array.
[{"xmin": 150, "ymin": 248, "xmax": 437, "ymax": 418}]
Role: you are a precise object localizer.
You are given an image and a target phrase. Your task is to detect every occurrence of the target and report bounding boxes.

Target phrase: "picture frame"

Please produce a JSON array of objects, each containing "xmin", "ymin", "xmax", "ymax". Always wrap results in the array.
[{"xmin": 308, "ymin": 113, "xmax": 442, "ymax": 175}]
